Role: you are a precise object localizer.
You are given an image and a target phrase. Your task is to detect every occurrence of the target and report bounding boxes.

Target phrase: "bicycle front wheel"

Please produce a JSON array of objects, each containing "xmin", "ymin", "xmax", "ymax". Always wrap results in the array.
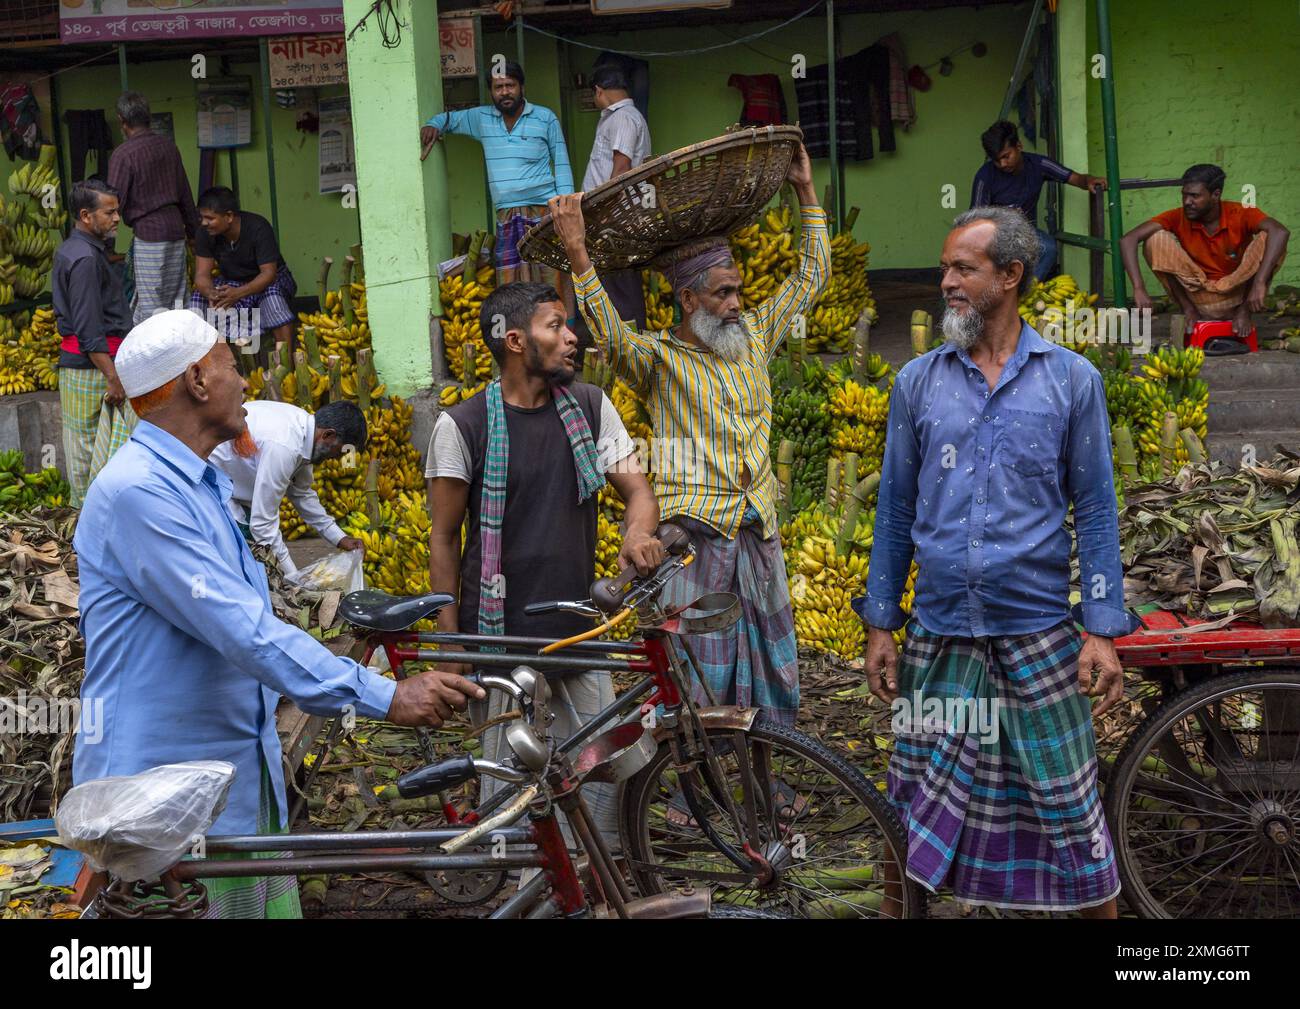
[
  {"xmin": 1105, "ymin": 670, "xmax": 1300, "ymax": 919},
  {"xmin": 619, "ymin": 719, "xmax": 922, "ymax": 918}
]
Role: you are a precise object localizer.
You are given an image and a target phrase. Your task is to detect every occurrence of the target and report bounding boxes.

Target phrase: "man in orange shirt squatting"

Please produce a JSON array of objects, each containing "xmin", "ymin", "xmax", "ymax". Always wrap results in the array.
[{"xmin": 1120, "ymin": 164, "xmax": 1289, "ymax": 345}]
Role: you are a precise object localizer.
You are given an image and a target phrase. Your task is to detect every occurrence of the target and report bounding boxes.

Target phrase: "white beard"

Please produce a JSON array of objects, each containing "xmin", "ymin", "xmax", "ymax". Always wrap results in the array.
[{"xmin": 692, "ymin": 309, "xmax": 749, "ymax": 361}]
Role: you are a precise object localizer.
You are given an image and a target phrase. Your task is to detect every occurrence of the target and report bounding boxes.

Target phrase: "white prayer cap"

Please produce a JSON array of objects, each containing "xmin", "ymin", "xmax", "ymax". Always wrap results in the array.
[{"xmin": 116, "ymin": 310, "xmax": 219, "ymax": 398}]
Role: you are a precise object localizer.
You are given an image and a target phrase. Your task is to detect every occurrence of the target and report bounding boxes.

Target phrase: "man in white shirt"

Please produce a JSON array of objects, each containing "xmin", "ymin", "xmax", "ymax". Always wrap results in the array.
[
  {"xmin": 580, "ymin": 64, "xmax": 652, "ymax": 332},
  {"xmin": 210, "ymin": 399, "xmax": 366, "ymax": 577}
]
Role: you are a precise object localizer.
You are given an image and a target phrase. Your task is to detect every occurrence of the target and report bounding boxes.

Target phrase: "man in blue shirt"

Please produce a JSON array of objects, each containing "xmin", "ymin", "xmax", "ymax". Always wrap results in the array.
[
  {"xmin": 73, "ymin": 309, "xmax": 483, "ymax": 917},
  {"xmin": 969, "ymin": 120, "xmax": 1106, "ymax": 280},
  {"xmin": 420, "ymin": 62, "xmax": 574, "ymax": 295},
  {"xmin": 855, "ymin": 207, "xmax": 1138, "ymax": 919}
]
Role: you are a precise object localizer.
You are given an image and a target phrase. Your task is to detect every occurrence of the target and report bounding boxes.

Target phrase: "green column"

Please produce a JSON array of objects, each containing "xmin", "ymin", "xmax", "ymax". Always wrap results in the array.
[
  {"xmin": 1096, "ymin": 0, "xmax": 1127, "ymax": 307},
  {"xmin": 1055, "ymin": 0, "xmax": 1089, "ymax": 282},
  {"xmin": 343, "ymin": 0, "xmax": 452, "ymax": 394}
]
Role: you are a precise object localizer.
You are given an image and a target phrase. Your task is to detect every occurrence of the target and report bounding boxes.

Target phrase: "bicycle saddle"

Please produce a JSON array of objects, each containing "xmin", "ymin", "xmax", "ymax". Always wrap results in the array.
[
  {"xmin": 340, "ymin": 589, "xmax": 456, "ymax": 632},
  {"xmin": 55, "ymin": 761, "xmax": 235, "ymax": 882}
]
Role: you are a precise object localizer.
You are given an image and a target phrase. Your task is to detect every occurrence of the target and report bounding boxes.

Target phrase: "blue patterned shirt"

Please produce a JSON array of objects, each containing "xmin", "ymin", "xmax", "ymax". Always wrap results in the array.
[
  {"xmin": 72, "ymin": 421, "xmax": 396, "ymax": 834},
  {"xmin": 426, "ymin": 102, "xmax": 574, "ymax": 211},
  {"xmin": 856, "ymin": 323, "xmax": 1139, "ymax": 639}
]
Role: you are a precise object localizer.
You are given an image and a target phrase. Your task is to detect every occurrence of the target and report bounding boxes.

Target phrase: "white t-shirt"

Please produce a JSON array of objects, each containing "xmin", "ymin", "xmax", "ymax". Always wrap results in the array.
[{"xmin": 425, "ymin": 390, "xmax": 638, "ymax": 481}]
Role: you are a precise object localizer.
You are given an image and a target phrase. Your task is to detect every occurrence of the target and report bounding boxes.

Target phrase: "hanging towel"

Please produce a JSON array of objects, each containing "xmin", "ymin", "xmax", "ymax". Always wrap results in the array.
[
  {"xmin": 0, "ymin": 83, "xmax": 43, "ymax": 160},
  {"xmin": 793, "ymin": 61, "xmax": 859, "ymax": 160},
  {"xmin": 876, "ymin": 32, "xmax": 916, "ymax": 128}
]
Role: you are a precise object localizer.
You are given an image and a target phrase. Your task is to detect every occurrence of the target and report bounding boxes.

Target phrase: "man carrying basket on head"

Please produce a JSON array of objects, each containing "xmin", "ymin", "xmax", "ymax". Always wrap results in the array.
[{"xmin": 548, "ymin": 142, "xmax": 829, "ymax": 747}]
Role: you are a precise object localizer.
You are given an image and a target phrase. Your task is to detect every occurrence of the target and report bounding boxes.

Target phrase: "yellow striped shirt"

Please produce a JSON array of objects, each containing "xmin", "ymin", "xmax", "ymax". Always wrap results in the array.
[{"xmin": 573, "ymin": 206, "xmax": 831, "ymax": 539}]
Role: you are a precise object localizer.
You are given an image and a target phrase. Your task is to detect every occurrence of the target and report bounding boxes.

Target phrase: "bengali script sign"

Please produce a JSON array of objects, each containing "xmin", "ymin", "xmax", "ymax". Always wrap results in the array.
[
  {"xmin": 59, "ymin": 1, "xmax": 345, "ymax": 42},
  {"xmin": 439, "ymin": 17, "xmax": 476, "ymax": 78},
  {"xmin": 268, "ymin": 34, "xmax": 348, "ymax": 88}
]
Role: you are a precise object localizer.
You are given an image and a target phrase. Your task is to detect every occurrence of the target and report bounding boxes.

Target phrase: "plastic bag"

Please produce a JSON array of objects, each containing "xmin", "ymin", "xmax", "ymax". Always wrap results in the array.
[
  {"xmin": 55, "ymin": 760, "xmax": 235, "ymax": 881},
  {"xmin": 290, "ymin": 549, "xmax": 365, "ymax": 593}
]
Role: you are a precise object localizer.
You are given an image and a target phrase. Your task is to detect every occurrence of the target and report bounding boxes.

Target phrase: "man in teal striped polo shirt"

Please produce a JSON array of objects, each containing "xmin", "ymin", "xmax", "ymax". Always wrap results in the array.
[{"xmin": 421, "ymin": 61, "xmax": 574, "ymax": 298}]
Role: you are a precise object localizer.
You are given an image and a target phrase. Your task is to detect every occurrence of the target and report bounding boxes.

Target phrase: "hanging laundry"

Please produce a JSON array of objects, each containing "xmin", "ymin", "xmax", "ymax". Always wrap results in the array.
[
  {"xmin": 63, "ymin": 109, "xmax": 113, "ymax": 182},
  {"xmin": 727, "ymin": 73, "xmax": 788, "ymax": 126},
  {"xmin": 0, "ymin": 83, "xmax": 44, "ymax": 160},
  {"xmin": 794, "ymin": 61, "xmax": 859, "ymax": 160},
  {"xmin": 875, "ymin": 32, "xmax": 917, "ymax": 128}
]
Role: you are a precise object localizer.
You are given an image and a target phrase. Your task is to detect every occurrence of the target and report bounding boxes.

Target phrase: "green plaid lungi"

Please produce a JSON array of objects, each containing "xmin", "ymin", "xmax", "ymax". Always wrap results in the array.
[
  {"xmin": 199, "ymin": 761, "xmax": 302, "ymax": 920},
  {"xmin": 58, "ymin": 367, "xmax": 138, "ymax": 508}
]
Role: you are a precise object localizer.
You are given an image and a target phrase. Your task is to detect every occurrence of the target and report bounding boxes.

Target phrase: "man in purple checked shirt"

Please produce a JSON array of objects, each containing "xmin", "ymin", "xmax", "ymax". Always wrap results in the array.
[{"xmin": 854, "ymin": 206, "xmax": 1140, "ymax": 918}]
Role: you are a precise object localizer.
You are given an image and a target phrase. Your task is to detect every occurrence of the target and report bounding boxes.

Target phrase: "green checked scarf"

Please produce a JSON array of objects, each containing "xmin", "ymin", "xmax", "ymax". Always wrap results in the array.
[{"xmin": 479, "ymin": 380, "xmax": 605, "ymax": 639}]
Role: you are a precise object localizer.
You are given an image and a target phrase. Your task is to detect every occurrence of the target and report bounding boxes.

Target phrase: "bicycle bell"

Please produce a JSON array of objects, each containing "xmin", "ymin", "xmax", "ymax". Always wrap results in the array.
[
  {"xmin": 509, "ymin": 665, "xmax": 551, "ymax": 708},
  {"xmin": 505, "ymin": 720, "xmax": 549, "ymax": 772}
]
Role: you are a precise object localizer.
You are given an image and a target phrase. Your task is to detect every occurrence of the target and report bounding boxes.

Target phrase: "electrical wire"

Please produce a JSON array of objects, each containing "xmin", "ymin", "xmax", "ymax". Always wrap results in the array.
[{"xmin": 516, "ymin": 0, "xmax": 825, "ymax": 58}]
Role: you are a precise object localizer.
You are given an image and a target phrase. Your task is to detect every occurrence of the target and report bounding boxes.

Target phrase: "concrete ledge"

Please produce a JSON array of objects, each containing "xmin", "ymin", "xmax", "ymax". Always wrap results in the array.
[{"xmin": 0, "ymin": 391, "xmax": 64, "ymax": 477}]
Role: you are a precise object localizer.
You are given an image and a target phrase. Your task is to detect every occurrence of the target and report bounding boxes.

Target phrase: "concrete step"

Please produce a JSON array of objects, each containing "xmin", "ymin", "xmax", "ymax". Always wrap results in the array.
[
  {"xmin": 0, "ymin": 390, "xmax": 63, "ymax": 476},
  {"xmin": 1206, "ymin": 431, "xmax": 1300, "ymax": 468},
  {"xmin": 1200, "ymin": 350, "xmax": 1300, "ymax": 392},
  {"xmin": 1208, "ymin": 392, "xmax": 1300, "ymax": 434}
]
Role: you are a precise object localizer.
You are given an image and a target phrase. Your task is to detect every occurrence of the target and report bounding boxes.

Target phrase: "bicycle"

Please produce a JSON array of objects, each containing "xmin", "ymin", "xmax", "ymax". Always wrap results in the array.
[
  {"xmin": 67, "ymin": 656, "xmax": 780, "ymax": 919},
  {"xmin": 337, "ymin": 520, "xmax": 922, "ymax": 919}
]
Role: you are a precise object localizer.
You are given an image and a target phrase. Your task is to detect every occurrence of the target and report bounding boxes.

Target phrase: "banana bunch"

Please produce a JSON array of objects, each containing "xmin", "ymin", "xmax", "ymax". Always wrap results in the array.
[
  {"xmin": 1140, "ymin": 345, "xmax": 1204, "ymax": 382},
  {"xmin": 808, "ymin": 230, "xmax": 876, "ymax": 352},
  {"xmin": 278, "ymin": 498, "xmax": 312, "ymax": 541},
  {"xmin": 28, "ymin": 207, "xmax": 68, "ymax": 231},
  {"xmin": 6, "ymin": 223, "xmax": 56, "ymax": 262},
  {"xmin": 730, "ymin": 208, "xmax": 797, "ymax": 310},
  {"xmin": 828, "ymin": 379, "xmax": 889, "ymax": 425},
  {"xmin": 771, "ymin": 384, "xmax": 832, "ymax": 512},
  {"xmin": 0, "ymin": 449, "xmax": 70, "ymax": 510},
  {"xmin": 0, "ymin": 282, "xmax": 12, "ymax": 306},
  {"xmin": 1018, "ymin": 273, "xmax": 1098, "ymax": 330},
  {"xmin": 0, "ymin": 344, "xmax": 37, "ymax": 396},
  {"xmin": 642, "ymin": 269, "xmax": 674, "ymax": 330},
  {"xmin": 0, "ymin": 252, "xmax": 15, "ymax": 284},
  {"xmin": 790, "ymin": 535, "xmax": 868, "ymax": 659},
  {"xmin": 343, "ymin": 491, "xmax": 434, "ymax": 599},
  {"xmin": 439, "ymin": 265, "xmax": 496, "ymax": 383},
  {"xmin": 6, "ymin": 159, "xmax": 59, "ymax": 199},
  {"xmin": 439, "ymin": 379, "xmax": 487, "ymax": 407},
  {"xmin": 13, "ymin": 264, "xmax": 49, "ymax": 299}
]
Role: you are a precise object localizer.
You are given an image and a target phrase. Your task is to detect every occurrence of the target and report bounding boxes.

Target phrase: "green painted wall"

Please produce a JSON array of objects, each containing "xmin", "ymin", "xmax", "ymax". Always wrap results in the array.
[
  {"xmin": 51, "ymin": 56, "xmax": 362, "ymax": 296},
  {"xmin": 1085, "ymin": 0, "xmax": 1300, "ymax": 295},
  {"xmin": 442, "ymin": 5, "xmax": 1047, "ymax": 278}
]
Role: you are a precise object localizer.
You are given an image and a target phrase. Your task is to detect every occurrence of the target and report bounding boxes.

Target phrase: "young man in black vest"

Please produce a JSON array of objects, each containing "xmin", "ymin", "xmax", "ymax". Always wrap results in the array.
[{"xmin": 426, "ymin": 281, "xmax": 663, "ymax": 843}]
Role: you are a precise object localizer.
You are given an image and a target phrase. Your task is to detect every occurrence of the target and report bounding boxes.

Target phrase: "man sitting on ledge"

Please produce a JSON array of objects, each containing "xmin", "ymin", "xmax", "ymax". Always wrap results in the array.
[{"xmin": 1121, "ymin": 164, "xmax": 1289, "ymax": 339}]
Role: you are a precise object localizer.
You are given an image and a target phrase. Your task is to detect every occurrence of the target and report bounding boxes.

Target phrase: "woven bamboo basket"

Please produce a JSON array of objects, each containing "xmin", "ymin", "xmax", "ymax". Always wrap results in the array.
[{"xmin": 518, "ymin": 125, "xmax": 803, "ymax": 273}]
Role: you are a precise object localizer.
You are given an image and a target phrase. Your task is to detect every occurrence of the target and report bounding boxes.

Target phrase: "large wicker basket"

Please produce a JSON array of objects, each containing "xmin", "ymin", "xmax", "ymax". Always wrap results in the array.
[{"xmin": 518, "ymin": 125, "xmax": 803, "ymax": 273}]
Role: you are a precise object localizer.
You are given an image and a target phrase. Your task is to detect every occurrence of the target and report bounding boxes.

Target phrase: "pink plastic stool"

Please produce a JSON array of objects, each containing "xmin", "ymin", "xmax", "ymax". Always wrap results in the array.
[{"xmin": 1184, "ymin": 319, "xmax": 1258, "ymax": 353}]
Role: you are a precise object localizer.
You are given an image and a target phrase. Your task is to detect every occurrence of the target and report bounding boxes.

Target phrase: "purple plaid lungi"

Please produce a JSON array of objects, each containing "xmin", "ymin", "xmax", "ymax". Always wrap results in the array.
[
  {"xmin": 189, "ymin": 267, "xmax": 297, "ymax": 347},
  {"xmin": 887, "ymin": 620, "xmax": 1121, "ymax": 911}
]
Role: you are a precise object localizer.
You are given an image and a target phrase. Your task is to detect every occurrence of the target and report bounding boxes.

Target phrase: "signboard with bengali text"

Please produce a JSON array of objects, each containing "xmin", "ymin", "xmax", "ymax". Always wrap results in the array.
[
  {"xmin": 439, "ymin": 17, "xmax": 476, "ymax": 78},
  {"xmin": 267, "ymin": 34, "xmax": 348, "ymax": 88},
  {"xmin": 59, "ymin": 0, "xmax": 345, "ymax": 43}
]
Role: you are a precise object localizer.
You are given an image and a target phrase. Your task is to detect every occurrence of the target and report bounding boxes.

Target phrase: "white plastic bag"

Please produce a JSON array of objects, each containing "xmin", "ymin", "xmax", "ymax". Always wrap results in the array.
[
  {"xmin": 290, "ymin": 548, "xmax": 365, "ymax": 593},
  {"xmin": 55, "ymin": 760, "xmax": 235, "ymax": 881}
]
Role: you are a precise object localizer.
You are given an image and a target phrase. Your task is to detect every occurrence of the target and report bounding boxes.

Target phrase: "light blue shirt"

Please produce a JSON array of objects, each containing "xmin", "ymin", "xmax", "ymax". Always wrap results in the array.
[
  {"xmin": 855, "ymin": 323, "xmax": 1141, "ymax": 640},
  {"xmin": 425, "ymin": 102, "xmax": 574, "ymax": 210},
  {"xmin": 72, "ymin": 421, "xmax": 396, "ymax": 835}
]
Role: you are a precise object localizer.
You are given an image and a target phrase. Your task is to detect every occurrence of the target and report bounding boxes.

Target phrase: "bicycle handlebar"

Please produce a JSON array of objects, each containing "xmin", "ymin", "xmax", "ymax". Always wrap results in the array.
[{"xmin": 397, "ymin": 753, "xmax": 530, "ymax": 798}]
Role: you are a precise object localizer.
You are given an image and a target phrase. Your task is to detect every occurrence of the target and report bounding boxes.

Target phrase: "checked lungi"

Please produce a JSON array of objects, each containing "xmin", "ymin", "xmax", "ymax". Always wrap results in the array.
[
  {"xmin": 660, "ymin": 507, "xmax": 800, "ymax": 726},
  {"xmin": 199, "ymin": 761, "xmax": 301, "ymax": 919},
  {"xmin": 887, "ymin": 621, "xmax": 1120, "ymax": 911},
  {"xmin": 129, "ymin": 237, "xmax": 188, "ymax": 326},
  {"xmin": 1144, "ymin": 230, "xmax": 1275, "ymax": 319},
  {"xmin": 189, "ymin": 268, "xmax": 297, "ymax": 349},
  {"xmin": 58, "ymin": 367, "xmax": 138, "ymax": 508}
]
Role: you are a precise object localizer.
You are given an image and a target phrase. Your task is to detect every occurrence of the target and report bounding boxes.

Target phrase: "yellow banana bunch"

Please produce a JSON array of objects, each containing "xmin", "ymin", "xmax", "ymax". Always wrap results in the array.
[
  {"xmin": 6, "ymin": 158, "xmax": 60, "ymax": 199},
  {"xmin": 642, "ymin": 269, "xmax": 675, "ymax": 330},
  {"xmin": 1018, "ymin": 273, "xmax": 1098, "ymax": 329}
]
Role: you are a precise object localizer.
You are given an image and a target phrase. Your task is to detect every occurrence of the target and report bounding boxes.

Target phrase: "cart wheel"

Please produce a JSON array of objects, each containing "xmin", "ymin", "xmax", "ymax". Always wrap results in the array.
[{"xmin": 1105, "ymin": 669, "xmax": 1300, "ymax": 918}]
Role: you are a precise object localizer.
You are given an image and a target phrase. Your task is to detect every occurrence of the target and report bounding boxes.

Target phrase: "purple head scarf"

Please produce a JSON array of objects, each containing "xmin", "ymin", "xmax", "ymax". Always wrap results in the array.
[{"xmin": 658, "ymin": 240, "xmax": 734, "ymax": 294}]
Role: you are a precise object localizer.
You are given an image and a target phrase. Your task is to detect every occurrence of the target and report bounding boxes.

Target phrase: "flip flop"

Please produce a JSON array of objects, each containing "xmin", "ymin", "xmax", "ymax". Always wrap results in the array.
[
  {"xmin": 664, "ymin": 787, "xmax": 701, "ymax": 830},
  {"xmin": 770, "ymin": 779, "xmax": 808, "ymax": 822}
]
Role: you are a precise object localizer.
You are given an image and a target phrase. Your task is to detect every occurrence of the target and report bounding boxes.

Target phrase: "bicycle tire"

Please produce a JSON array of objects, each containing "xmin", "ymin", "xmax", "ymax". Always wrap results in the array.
[
  {"xmin": 619, "ymin": 719, "xmax": 923, "ymax": 919},
  {"xmin": 1104, "ymin": 668, "xmax": 1300, "ymax": 919}
]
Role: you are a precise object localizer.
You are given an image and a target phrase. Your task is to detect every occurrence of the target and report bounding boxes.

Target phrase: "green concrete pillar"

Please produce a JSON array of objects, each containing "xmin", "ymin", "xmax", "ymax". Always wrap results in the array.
[
  {"xmin": 1055, "ymin": 0, "xmax": 1090, "ymax": 284},
  {"xmin": 343, "ymin": 0, "xmax": 453, "ymax": 395}
]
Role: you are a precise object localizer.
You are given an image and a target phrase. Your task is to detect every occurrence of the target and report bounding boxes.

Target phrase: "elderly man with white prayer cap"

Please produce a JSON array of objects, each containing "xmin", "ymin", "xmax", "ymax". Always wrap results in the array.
[{"xmin": 71, "ymin": 310, "xmax": 483, "ymax": 918}]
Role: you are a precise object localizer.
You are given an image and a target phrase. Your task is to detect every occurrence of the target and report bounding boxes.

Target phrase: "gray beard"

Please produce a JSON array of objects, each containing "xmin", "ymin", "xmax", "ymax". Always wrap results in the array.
[
  {"xmin": 941, "ymin": 304, "xmax": 985, "ymax": 350},
  {"xmin": 692, "ymin": 309, "xmax": 749, "ymax": 361}
]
